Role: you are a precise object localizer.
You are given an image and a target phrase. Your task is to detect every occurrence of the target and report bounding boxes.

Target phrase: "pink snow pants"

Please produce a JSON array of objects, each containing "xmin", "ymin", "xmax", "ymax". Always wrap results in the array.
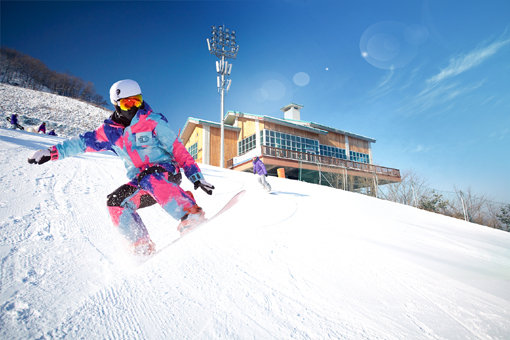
[{"xmin": 106, "ymin": 172, "xmax": 196, "ymax": 244}]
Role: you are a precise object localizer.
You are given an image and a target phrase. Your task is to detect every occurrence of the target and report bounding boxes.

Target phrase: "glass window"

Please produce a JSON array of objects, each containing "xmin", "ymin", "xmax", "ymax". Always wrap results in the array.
[
  {"xmin": 238, "ymin": 133, "xmax": 257, "ymax": 155},
  {"xmin": 187, "ymin": 142, "xmax": 198, "ymax": 160},
  {"xmin": 262, "ymin": 129, "xmax": 354, "ymax": 158},
  {"xmin": 349, "ymin": 150, "xmax": 369, "ymax": 163},
  {"xmin": 319, "ymin": 144, "xmax": 347, "ymax": 160}
]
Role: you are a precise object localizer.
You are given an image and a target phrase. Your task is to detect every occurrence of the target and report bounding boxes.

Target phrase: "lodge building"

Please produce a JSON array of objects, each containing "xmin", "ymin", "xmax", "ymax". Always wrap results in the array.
[{"xmin": 180, "ymin": 103, "xmax": 401, "ymax": 194}]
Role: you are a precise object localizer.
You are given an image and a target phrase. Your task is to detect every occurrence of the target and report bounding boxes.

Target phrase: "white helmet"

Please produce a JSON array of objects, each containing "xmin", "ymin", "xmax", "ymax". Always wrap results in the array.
[{"xmin": 109, "ymin": 79, "xmax": 142, "ymax": 105}]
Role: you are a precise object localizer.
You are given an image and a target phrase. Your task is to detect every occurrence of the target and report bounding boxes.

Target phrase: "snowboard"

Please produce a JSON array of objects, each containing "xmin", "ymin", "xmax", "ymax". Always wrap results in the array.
[{"xmin": 152, "ymin": 189, "xmax": 246, "ymax": 255}]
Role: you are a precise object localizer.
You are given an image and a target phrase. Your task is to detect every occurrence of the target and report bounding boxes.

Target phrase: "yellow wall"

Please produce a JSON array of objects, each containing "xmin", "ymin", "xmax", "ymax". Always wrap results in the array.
[
  {"xmin": 236, "ymin": 117, "xmax": 258, "ymax": 140},
  {"xmin": 185, "ymin": 125, "xmax": 203, "ymax": 163}
]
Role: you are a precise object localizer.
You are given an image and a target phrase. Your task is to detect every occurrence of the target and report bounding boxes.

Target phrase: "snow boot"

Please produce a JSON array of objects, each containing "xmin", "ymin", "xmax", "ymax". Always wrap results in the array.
[
  {"xmin": 177, "ymin": 205, "xmax": 206, "ymax": 235},
  {"xmin": 132, "ymin": 236, "xmax": 156, "ymax": 256}
]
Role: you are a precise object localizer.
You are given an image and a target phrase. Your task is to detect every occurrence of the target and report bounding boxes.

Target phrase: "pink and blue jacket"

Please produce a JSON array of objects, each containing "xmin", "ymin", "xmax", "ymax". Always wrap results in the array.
[{"xmin": 50, "ymin": 102, "xmax": 203, "ymax": 184}]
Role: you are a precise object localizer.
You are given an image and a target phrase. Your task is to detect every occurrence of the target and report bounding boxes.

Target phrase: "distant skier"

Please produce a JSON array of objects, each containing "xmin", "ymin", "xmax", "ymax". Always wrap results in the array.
[
  {"xmin": 38, "ymin": 122, "xmax": 46, "ymax": 134},
  {"xmin": 48, "ymin": 129, "xmax": 57, "ymax": 136},
  {"xmin": 27, "ymin": 79, "xmax": 214, "ymax": 255},
  {"xmin": 9, "ymin": 114, "xmax": 24, "ymax": 130},
  {"xmin": 253, "ymin": 156, "xmax": 271, "ymax": 192}
]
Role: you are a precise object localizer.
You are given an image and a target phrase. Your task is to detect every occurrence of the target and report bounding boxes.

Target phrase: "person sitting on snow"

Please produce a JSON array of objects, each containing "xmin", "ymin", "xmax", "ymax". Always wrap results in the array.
[
  {"xmin": 48, "ymin": 130, "xmax": 57, "ymax": 136},
  {"xmin": 9, "ymin": 114, "xmax": 24, "ymax": 130},
  {"xmin": 38, "ymin": 122, "xmax": 46, "ymax": 134},
  {"xmin": 27, "ymin": 79, "xmax": 214, "ymax": 255},
  {"xmin": 253, "ymin": 156, "xmax": 271, "ymax": 192}
]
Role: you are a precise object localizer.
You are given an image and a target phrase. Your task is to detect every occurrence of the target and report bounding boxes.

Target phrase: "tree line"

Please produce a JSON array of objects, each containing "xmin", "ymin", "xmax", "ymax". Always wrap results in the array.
[
  {"xmin": 378, "ymin": 170, "xmax": 510, "ymax": 232},
  {"xmin": 320, "ymin": 168, "xmax": 509, "ymax": 232},
  {"xmin": 0, "ymin": 47, "xmax": 107, "ymax": 106}
]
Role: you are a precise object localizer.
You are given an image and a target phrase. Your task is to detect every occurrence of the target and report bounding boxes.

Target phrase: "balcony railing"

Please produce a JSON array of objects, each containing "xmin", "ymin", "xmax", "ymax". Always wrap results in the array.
[{"xmin": 256, "ymin": 145, "xmax": 400, "ymax": 178}]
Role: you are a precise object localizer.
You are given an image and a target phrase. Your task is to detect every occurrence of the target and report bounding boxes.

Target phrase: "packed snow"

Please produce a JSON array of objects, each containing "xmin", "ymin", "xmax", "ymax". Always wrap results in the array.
[{"xmin": 1, "ymin": 87, "xmax": 510, "ymax": 339}]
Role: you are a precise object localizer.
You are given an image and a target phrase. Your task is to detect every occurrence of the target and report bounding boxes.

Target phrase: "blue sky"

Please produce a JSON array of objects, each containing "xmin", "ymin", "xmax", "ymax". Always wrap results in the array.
[{"xmin": 2, "ymin": 0, "xmax": 509, "ymax": 203}]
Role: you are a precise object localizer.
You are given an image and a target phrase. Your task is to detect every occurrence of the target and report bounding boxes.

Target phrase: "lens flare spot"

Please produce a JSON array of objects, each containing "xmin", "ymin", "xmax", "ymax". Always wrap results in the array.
[
  {"xmin": 293, "ymin": 72, "xmax": 310, "ymax": 87},
  {"xmin": 367, "ymin": 33, "xmax": 400, "ymax": 62},
  {"xmin": 360, "ymin": 21, "xmax": 422, "ymax": 70},
  {"xmin": 255, "ymin": 79, "xmax": 286, "ymax": 102}
]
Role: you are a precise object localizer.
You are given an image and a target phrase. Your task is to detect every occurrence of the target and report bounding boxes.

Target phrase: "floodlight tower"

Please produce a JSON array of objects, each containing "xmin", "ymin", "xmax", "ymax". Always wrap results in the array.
[{"xmin": 207, "ymin": 25, "xmax": 239, "ymax": 168}]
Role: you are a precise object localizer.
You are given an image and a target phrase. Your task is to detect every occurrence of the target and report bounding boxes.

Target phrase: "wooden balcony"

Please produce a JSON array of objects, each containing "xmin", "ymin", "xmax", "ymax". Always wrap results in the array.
[{"xmin": 228, "ymin": 145, "xmax": 401, "ymax": 183}]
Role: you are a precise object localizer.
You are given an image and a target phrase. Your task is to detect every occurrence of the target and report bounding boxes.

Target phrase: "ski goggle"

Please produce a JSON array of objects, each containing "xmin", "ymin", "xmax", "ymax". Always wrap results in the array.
[{"xmin": 118, "ymin": 95, "xmax": 143, "ymax": 111}]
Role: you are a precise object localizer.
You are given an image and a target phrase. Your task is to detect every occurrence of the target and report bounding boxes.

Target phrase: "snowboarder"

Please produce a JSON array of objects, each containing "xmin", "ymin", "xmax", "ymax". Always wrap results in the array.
[
  {"xmin": 38, "ymin": 122, "xmax": 46, "ymax": 134},
  {"xmin": 253, "ymin": 156, "xmax": 271, "ymax": 192},
  {"xmin": 48, "ymin": 129, "xmax": 57, "ymax": 136},
  {"xmin": 27, "ymin": 79, "xmax": 214, "ymax": 255},
  {"xmin": 9, "ymin": 114, "xmax": 24, "ymax": 130}
]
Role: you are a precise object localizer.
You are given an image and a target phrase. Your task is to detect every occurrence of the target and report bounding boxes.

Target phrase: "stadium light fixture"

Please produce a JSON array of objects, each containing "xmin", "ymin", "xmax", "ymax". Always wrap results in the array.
[{"xmin": 206, "ymin": 24, "xmax": 239, "ymax": 168}]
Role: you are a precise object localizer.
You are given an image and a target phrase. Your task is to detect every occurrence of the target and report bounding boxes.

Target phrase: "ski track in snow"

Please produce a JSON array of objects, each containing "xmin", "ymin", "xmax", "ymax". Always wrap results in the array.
[{"xmin": 1, "ymin": 124, "xmax": 510, "ymax": 339}]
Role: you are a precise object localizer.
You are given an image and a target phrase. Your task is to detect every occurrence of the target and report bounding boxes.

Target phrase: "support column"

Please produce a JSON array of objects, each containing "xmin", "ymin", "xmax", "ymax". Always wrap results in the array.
[
  {"xmin": 203, "ymin": 125, "xmax": 210, "ymax": 165},
  {"xmin": 368, "ymin": 142, "xmax": 373, "ymax": 164},
  {"xmin": 345, "ymin": 135, "xmax": 350, "ymax": 160},
  {"xmin": 255, "ymin": 119, "xmax": 261, "ymax": 154}
]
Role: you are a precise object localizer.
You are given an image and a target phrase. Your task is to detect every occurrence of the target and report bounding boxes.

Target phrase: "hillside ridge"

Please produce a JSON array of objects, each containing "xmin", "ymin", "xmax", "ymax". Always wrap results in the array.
[{"xmin": 1, "ymin": 83, "xmax": 111, "ymax": 137}]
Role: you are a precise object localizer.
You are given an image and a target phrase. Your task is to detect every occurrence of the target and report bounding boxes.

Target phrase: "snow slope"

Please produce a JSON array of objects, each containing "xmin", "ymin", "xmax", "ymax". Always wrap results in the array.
[
  {"xmin": 0, "ymin": 83, "xmax": 110, "ymax": 136},
  {"xmin": 1, "ymin": 127, "xmax": 509, "ymax": 339}
]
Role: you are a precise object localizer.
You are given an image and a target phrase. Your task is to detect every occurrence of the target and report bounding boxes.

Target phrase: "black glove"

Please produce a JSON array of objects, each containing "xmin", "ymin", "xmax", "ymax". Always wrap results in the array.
[
  {"xmin": 194, "ymin": 178, "xmax": 215, "ymax": 195},
  {"xmin": 28, "ymin": 149, "xmax": 51, "ymax": 165}
]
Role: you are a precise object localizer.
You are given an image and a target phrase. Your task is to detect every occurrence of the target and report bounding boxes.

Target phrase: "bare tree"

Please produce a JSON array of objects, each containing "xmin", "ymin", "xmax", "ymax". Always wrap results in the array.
[
  {"xmin": 80, "ymin": 82, "xmax": 95, "ymax": 102},
  {"xmin": 447, "ymin": 187, "xmax": 491, "ymax": 225},
  {"xmin": 378, "ymin": 170, "xmax": 429, "ymax": 206},
  {"xmin": 0, "ymin": 47, "xmax": 106, "ymax": 106}
]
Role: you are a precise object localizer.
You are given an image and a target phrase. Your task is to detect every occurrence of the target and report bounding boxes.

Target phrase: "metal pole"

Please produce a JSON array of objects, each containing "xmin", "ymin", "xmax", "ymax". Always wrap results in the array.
[
  {"xmin": 459, "ymin": 191, "xmax": 469, "ymax": 221},
  {"xmin": 220, "ymin": 56, "xmax": 225, "ymax": 168},
  {"xmin": 207, "ymin": 25, "xmax": 238, "ymax": 169},
  {"xmin": 411, "ymin": 184, "xmax": 418, "ymax": 207}
]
